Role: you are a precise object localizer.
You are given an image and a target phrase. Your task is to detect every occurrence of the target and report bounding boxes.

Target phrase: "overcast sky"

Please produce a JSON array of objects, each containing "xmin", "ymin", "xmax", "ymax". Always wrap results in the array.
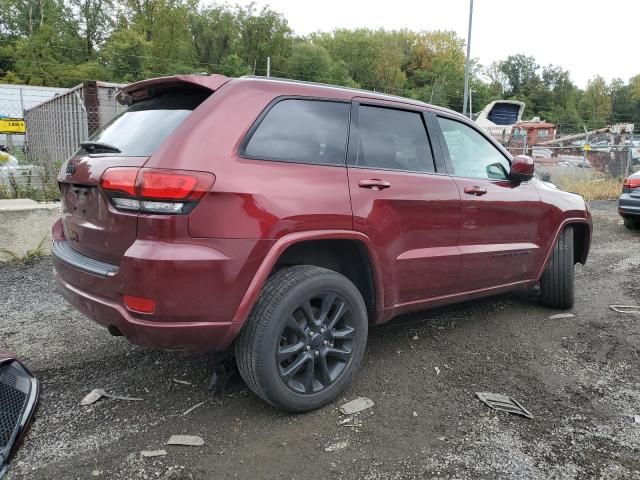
[{"xmin": 236, "ymin": 0, "xmax": 639, "ymax": 88}]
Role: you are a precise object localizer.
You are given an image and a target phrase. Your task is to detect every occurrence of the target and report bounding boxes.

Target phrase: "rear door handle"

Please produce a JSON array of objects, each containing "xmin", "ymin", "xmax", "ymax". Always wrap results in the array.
[
  {"xmin": 358, "ymin": 179, "xmax": 391, "ymax": 190},
  {"xmin": 464, "ymin": 186, "xmax": 487, "ymax": 196}
]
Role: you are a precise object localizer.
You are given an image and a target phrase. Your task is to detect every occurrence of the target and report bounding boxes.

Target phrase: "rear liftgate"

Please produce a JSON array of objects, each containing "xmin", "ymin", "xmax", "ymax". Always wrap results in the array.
[{"xmin": 0, "ymin": 359, "xmax": 39, "ymax": 478}]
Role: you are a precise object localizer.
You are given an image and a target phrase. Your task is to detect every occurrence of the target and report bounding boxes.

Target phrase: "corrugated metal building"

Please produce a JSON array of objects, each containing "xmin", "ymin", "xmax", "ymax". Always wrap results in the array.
[{"xmin": 24, "ymin": 81, "xmax": 127, "ymax": 172}]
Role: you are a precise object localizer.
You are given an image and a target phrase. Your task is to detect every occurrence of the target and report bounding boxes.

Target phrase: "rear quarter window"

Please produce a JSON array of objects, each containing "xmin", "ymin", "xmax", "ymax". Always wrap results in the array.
[{"xmin": 242, "ymin": 99, "xmax": 350, "ymax": 166}]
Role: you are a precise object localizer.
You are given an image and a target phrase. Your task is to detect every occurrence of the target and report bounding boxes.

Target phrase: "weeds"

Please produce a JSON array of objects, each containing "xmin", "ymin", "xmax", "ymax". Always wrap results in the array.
[
  {"xmin": 554, "ymin": 176, "xmax": 623, "ymax": 201},
  {"xmin": 0, "ymin": 237, "xmax": 48, "ymax": 264}
]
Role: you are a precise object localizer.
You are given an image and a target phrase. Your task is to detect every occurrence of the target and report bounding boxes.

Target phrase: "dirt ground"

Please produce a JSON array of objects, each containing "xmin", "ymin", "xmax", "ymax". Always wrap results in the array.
[{"xmin": 1, "ymin": 200, "xmax": 639, "ymax": 479}]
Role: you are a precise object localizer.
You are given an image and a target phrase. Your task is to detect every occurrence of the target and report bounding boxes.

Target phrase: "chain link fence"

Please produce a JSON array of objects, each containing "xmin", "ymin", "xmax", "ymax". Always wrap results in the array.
[{"xmin": 0, "ymin": 81, "xmax": 126, "ymax": 200}]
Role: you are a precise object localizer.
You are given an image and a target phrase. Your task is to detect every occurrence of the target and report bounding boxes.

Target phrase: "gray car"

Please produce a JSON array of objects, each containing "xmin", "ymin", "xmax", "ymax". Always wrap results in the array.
[{"xmin": 619, "ymin": 171, "xmax": 640, "ymax": 228}]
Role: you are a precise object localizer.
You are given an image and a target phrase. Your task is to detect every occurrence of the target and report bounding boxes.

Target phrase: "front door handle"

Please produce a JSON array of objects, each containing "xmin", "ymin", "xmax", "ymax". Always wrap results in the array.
[
  {"xmin": 464, "ymin": 186, "xmax": 487, "ymax": 196},
  {"xmin": 359, "ymin": 179, "xmax": 391, "ymax": 190}
]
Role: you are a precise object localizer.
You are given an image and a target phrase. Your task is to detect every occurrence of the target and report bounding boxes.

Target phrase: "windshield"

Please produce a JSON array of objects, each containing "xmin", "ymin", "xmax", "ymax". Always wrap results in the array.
[{"xmin": 78, "ymin": 89, "xmax": 210, "ymax": 156}]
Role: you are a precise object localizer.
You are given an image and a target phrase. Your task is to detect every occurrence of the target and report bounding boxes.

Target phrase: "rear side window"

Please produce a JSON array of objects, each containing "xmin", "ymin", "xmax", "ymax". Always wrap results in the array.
[
  {"xmin": 79, "ymin": 90, "xmax": 210, "ymax": 156},
  {"xmin": 243, "ymin": 99, "xmax": 350, "ymax": 166},
  {"xmin": 352, "ymin": 105, "xmax": 435, "ymax": 173}
]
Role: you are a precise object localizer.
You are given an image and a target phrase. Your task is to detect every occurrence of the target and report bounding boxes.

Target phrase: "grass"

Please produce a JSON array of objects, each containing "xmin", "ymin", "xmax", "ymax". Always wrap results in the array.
[
  {"xmin": 0, "ymin": 236, "xmax": 48, "ymax": 264},
  {"xmin": 553, "ymin": 176, "xmax": 623, "ymax": 201}
]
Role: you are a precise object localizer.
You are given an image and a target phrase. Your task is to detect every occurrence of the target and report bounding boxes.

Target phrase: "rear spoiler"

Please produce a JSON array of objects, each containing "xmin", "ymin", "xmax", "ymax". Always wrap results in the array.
[{"xmin": 117, "ymin": 74, "xmax": 231, "ymax": 105}]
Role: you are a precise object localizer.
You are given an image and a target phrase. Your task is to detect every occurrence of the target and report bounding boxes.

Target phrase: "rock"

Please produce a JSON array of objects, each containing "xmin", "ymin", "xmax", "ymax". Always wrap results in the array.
[
  {"xmin": 141, "ymin": 449, "xmax": 168, "ymax": 458},
  {"xmin": 435, "ymin": 367, "xmax": 441, "ymax": 375},
  {"xmin": 634, "ymin": 415, "xmax": 640, "ymax": 424},
  {"xmin": 325, "ymin": 441, "xmax": 348, "ymax": 452},
  {"xmin": 412, "ymin": 411, "xmax": 418, "ymax": 417},
  {"xmin": 339, "ymin": 397, "xmax": 374, "ymax": 415},
  {"xmin": 167, "ymin": 435, "xmax": 204, "ymax": 446},
  {"xmin": 412, "ymin": 335, "xmax": 419, "ymax": 340},
  {"xmin": 549, "ymin": 313, "xmax": 575, "ymax": 319}
]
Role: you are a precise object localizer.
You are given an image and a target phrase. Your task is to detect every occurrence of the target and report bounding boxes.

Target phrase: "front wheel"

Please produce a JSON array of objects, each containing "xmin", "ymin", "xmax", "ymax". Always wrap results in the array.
[
  {"xmin": 235, "ymin": 265, "xmax": 368, "ymax": 412},
  {"xmin": 540, "ymin": 225, "xmax": 574, "ymax": 309},
  {"xmin": 623, "ymin": 217, "xmax": 640, "ymax": 229}
]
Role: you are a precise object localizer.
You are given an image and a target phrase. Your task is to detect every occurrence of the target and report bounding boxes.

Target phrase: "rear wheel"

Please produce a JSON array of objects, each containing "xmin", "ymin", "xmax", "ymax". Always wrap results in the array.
[
  {"xmin": 235, "ymin": 265, "xmax": 368, "ymax": 412},
  {"xmin": 623, "ymin": 217, "xmax": 640, "ymax": 229},
  {"xmin": 540, "ymin": 225, "xmax": 574, "ymax": 309}
]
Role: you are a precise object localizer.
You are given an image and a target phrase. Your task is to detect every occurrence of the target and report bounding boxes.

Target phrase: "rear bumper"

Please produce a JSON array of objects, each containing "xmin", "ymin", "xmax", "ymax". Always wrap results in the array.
[
  {"xmin": 52, "ymin": 219, "xmax": 273, "ymax": 352},
  {"xmin": 618, "ymin": 193, "xmax": 640, "ymax": 217},
  {"xmin": 54, "ymin": 272, "xmax": 236, "ymax": 351}
]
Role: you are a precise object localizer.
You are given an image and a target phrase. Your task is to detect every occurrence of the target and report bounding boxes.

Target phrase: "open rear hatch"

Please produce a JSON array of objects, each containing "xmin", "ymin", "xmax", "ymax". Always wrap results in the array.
[{"xmin": 56, "ymin": 75, "xmax": 228, "ymax": 267}]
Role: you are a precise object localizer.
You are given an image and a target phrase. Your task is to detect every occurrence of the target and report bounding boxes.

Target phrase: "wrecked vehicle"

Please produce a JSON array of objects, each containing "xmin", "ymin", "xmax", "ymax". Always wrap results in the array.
[
  {"xmin": 0, "ymin": 349, "xmax": 39, "ymax": 478},
  {"xmin": 52, "ymin": 74, "xmax": 592, "ymax": 412}
]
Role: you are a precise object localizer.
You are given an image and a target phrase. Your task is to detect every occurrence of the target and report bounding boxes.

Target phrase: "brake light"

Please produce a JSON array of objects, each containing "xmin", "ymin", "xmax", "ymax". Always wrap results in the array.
[
  {"xmin": 100, "ymin": 168, "xmax": 214, "ymax": 214},
  {"xmin": 623, "ymin": 177, "xmax": 640, "ymax": 189}
]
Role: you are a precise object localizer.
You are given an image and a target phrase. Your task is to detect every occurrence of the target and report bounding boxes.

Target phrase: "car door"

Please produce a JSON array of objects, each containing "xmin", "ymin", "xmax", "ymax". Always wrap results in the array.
[
  {"xmin": 346, "ymin": 100, "xmax": 462, "ymax": 308},
  {"xmin": 433, "ymin": 114, "xmax": 544, "ymax": 292}
]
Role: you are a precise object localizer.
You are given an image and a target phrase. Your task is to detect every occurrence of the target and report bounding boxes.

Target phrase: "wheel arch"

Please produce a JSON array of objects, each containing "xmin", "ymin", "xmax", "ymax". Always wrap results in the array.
[
  {"xmin": 220, "ymin": 230, "xmax": 384, "ymax": 349},
  {"xmin": 536, "ymin": 218, "xmax": 592, "ymax": 280}
]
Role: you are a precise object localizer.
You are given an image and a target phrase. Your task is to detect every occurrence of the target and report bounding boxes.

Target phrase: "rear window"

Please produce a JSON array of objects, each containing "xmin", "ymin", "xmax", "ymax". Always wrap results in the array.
[
  {"xmin": 79, "ymin": 90, "xmax": 210, "ymax": 156},
  {"xmin": 243, "ymin": 99, "xmax": 350, "ymax": 166}
]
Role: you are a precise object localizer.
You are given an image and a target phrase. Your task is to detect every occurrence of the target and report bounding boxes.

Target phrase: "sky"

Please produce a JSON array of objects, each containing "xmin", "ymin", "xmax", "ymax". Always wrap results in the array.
[{"xmin": 234, "ymin": 0, "xmax": 639, "ymax": 89}]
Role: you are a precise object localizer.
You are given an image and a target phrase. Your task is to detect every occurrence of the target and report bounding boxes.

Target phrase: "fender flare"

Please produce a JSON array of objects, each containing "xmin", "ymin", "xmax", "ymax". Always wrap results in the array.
[
  {"xmin": 535, "ymin": 217, "xmax": 592, "ymax": 280},
  {"xmin": 218, "ymin": 230, "xmax": 385, "ymax": 350}
]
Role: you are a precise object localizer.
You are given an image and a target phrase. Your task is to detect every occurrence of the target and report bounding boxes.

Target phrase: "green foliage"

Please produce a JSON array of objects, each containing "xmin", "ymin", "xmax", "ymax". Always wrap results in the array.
[{"xmin": 0, "ymin": 0, "xmax": 639, "ymax": 133}]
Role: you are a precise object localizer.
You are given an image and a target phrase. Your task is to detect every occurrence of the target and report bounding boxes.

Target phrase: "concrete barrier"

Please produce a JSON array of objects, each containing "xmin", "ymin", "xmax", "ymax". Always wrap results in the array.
[{"xmin": 0, "ymin": 199, "xmax": 60, "ymax": 261}]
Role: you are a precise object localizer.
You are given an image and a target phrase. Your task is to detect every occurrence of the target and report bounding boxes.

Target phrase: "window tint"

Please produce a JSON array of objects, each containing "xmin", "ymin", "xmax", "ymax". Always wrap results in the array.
[
  {"xmin": 437, "ymin": 117, "xmax": 510, "ymax": 180},
  {"xmin": 80, "ymin": 90, "xmax": 210, "ymax": 156},
  {"xmin": 354, "ymin": 106, "xmax": 435, "ymax": 172},
  {"xmin": 244, "ymin": 99, "xmax": 350, "ymax": 165}
]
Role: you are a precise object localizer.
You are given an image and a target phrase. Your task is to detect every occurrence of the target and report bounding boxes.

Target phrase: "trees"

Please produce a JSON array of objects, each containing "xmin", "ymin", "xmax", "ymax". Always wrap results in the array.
[{"xmin": 0, "ymin": 1, "xmax": 638, "ymax": 132}]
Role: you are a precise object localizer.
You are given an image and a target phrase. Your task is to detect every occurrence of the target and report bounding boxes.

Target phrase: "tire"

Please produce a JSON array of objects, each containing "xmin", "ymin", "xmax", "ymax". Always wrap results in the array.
[
  {"xmin": 540, "ymin": 225, "xmax": 574, "ymax": 309},
  {"xmin": 235, "ymin": 265, "xmax": 368, "ymax": 412},
  {"xmin": 623, "ymin": 217, "xmax": 640, "ymax": 229}
]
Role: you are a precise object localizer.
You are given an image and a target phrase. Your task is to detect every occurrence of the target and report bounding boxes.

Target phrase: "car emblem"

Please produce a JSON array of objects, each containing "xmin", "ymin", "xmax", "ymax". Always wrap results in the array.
[{"xmin": 66, "ymin": 161, "xmax": 77, "ymax": 175}]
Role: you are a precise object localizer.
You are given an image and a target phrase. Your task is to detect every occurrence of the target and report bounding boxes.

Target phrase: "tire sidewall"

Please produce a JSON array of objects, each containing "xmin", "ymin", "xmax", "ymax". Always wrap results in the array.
[{"xmin": 255, "ymin": 270, "xmax": 368, "ymax": 412}]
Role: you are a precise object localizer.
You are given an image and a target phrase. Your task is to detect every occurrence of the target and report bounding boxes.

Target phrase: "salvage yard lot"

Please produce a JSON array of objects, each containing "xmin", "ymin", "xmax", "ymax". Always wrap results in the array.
[{"xmin": 1, "ymin": 200, "xmax": 639, "ymax": 479}]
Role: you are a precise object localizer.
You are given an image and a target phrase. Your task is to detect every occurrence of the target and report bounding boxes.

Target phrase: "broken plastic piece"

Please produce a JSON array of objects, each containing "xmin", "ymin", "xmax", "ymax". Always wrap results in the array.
[
  {"xmin": 167, "ymin": 435, "xmax": 204, "ymax": 446},
  {"xmin": 141, "ymin": 449, "xmax": 167, "ymax": 457},
  {"xmin": 609, "ymin": 305, "xmax": 640, "ymax": 315},
  {"xmin": 476, "ymin": 392, "xmax": 533, "ymax": 419},
  {"xmin": 339, "ymin": 397, "xmax": 374, "ymax": 415}
]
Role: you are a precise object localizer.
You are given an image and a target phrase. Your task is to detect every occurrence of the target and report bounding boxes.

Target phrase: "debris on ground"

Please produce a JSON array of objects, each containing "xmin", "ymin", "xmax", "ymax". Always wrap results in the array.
[
  {"xmin": 549, "ymin": 313, "xmax": 575, "ymax": 319},
  {"xmin": 609, "ymin": 305, "xmax": 640, "ymax": 315},
  {"xmin": 141, "ymin": 449, "xmax": 168, "ymax": 458},
  {"xmin": 172, "ymin": 379, "xmax": 192, "ymax": 386},
  {"xmin": 412, "ymin": 411, "xmax": 418, "ymax": 417},
  {"xmin": 339, "ymin": 397, "xmax": 374, "ymax": 415},
  {"xmin": 337, "ymin": 416, "xmax": 362, "ymax": 428},
  {"xmin": 324, "ymin": 441, "xmax": 348, "ymax": 452},
  {"xmin": 633, "ymin": 415, "xmax": 640, "ymax": 424},
  {"xmin": 80, "ymin": 389, "xmax": 143, "ymax": 406},
  {"xmin": 475, "ymin": 392, "xmax": 533, "ymax": 419},
  {"xmin": 435, "ymin": 367, "xmax": 441, "ymax": 375},
  {"xmin": 182, "ymin": 401, "xmax": 205, "ymax": 416},
  {"xmin": 167, "ymin": 435, "xmax": 204, "ymax": 446},
  {"xmin": 412, "ymin": 335, "xmax": 419, "ymax": 340}
]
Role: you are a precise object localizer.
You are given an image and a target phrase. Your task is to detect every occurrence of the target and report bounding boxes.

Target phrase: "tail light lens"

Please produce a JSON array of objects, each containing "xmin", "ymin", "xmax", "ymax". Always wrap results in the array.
[
  {"xmin": 623, "ymin": 177, "xmax": 640, "ymax": 189},
  {"xmin": 100, "ymin": 168, "xmax": 214, "ymax": 214}
]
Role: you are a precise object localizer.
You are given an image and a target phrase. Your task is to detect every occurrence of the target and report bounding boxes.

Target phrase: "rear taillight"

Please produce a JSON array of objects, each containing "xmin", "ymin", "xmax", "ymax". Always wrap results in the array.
[
  {"xmin": 623, "ymin": 177, "xmax": 640, "ymax": 189},
  {"xmin": 100, "ymin": 168, "xmax": 214, "ymax": 214}
]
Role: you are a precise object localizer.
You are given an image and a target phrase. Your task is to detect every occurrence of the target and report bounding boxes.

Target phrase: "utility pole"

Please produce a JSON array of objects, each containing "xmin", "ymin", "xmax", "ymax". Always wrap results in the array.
[
  {"xmin": 462, "ymin": 0, "xmax": 474, "ymax": 117},
  {"xmin": 266, "ymin": 57, "xmax": 271, "ymax": 78},
  {"xmin": 469, "ymin": 88, "xmax": 473, "ymax": 118}
]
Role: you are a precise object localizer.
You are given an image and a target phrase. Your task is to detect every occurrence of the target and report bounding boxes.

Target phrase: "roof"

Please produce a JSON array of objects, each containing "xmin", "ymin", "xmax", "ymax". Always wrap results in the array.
[{"xmin": 516, "ymin": 120, "xmax": 556, "ymax": 129}]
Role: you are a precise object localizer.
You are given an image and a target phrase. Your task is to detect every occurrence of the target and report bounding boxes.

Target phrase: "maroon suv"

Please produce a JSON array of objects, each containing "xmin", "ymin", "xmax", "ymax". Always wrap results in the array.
[{"xmin": 53, "ymin": 74, "xmax": 592, "ymax": 411}]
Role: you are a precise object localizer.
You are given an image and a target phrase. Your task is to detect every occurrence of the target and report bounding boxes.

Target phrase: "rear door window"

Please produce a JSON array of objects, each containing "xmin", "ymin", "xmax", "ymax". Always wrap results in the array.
[
  {"xmin": 79, "ymin": 90, "xmax": 210, "ymax": 156},
  {"xmin": 351, "ymin": 105, "xmax": 435, "ymax": 173},
  {"xmin": 243, "ymin": 99, "xmax": 350, "ymax": 166}
]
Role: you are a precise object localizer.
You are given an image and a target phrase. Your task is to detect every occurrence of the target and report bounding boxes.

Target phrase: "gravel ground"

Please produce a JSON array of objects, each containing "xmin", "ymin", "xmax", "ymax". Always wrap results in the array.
[{"xmin": 1, "ymin": 200, "xmax": 639, "ymax": 479}]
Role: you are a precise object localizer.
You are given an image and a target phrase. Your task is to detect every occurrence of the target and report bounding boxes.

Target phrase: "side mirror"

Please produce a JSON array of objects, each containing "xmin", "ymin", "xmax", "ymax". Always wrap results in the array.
[{"xmin": 510, "ymin": 155, "xmax": 534, "ymax": 182}]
